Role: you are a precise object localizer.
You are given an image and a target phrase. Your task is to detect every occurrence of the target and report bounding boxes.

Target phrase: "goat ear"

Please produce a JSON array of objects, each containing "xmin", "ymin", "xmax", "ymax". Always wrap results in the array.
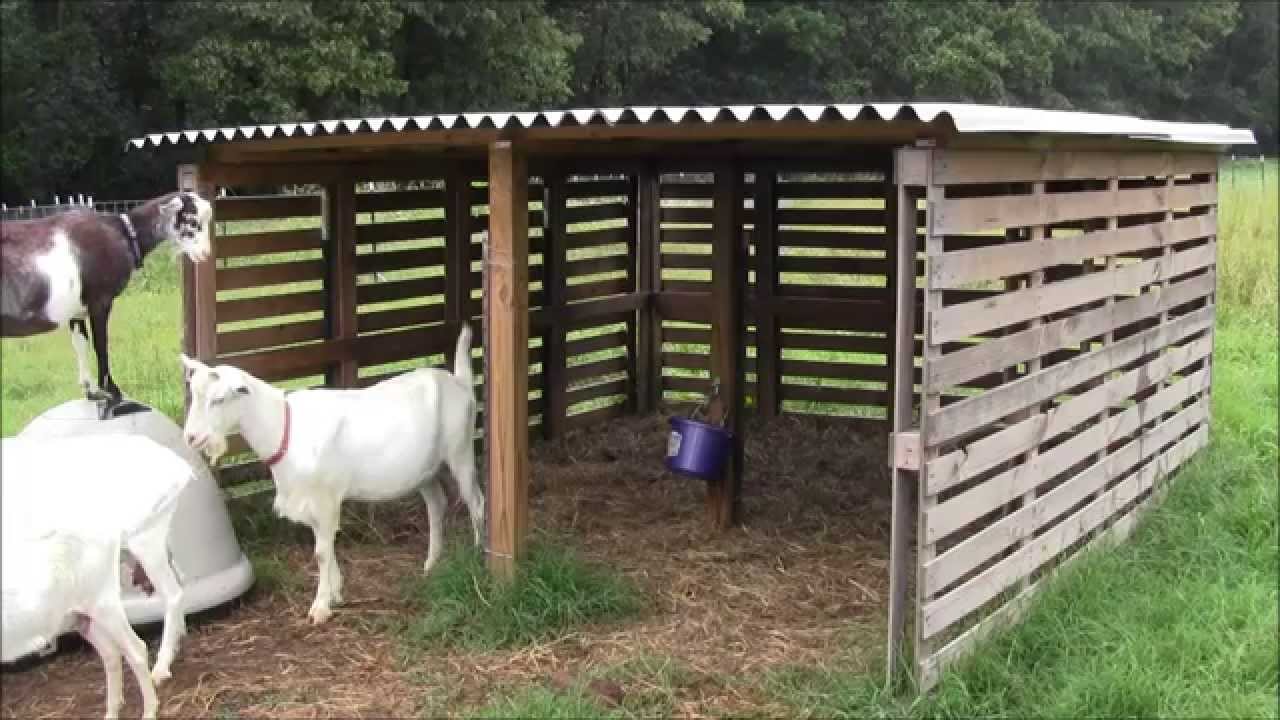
[{"xmin": 179, "ymin": 353, "xmax": 205, "ymax": 374}]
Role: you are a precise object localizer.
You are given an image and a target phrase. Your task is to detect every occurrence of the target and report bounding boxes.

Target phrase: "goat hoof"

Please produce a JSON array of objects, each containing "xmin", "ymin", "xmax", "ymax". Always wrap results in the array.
[{"xmin": 308, "ymin": 605, "xmax": 333, "ymax": 625}]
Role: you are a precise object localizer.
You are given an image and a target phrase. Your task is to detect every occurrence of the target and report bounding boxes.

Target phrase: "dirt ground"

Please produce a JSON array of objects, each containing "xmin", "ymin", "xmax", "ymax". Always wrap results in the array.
[{"xmin": 1, "ymin": 413, "xmax": 893, "ymax": 718}]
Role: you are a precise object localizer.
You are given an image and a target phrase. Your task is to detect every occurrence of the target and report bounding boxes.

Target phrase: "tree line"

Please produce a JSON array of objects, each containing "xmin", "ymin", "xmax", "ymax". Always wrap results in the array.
[{"xmin": 1, "ymin": 0, "xmax": 1275, "ymax": 203}]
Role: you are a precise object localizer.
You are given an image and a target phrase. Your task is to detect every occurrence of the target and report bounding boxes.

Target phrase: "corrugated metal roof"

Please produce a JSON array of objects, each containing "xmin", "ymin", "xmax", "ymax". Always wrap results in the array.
[{"xmin": 126, "ymin": 102, "xmax": 1257, "ymax": 150}]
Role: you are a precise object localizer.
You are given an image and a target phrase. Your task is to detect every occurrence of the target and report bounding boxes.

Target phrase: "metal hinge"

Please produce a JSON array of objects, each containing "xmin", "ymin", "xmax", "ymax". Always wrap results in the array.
[{"xmin": 889, "ymin": 430, "xmax": 922, "ymax": 471}]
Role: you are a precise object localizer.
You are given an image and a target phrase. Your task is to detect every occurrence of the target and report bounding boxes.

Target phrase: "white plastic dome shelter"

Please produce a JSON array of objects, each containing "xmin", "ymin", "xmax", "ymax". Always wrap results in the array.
[{"xmin": 14, "ymin": 398, "xmax": 255, "ymax": 628}]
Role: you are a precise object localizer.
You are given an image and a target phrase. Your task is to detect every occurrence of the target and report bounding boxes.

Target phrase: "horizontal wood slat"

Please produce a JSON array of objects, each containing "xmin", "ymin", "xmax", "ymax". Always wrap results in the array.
[
  {"xmin": 925, "ymin": 369, "xmax": 1210, "ymax": 546},
  {"xmin": 217, "ymin": 290, "xmax": 326, "ymax": 324},
  {"xmin": 217, "ymin": 229, "xmax": 323, "ymax": 259},
  {"xmin": 926, "ymin": 333, "xmax": 1213, "ymax": 496},
  {"xmin": 930, "ymin": 214, "xmax": 1216, "ymax": 289},
  {"xmin": 933, "ymin": 183, "xmax": 1217, "ymax": 235},
  {"xmin": 217, "ymin": 320, "xmax": 327, "ymax": 355},
  {"xmin": 216, "ymin": 195, "xmax": 321, "ymax": 222},
  {"xmin": 217, "ymin": 259, "xmax": 325, "ymax": 291},
  {"xmin": 356, "ymin": 219, "xmax": 446, "ymax": 245},
  {"xmin": 356, "ymin": 247, "xmax": 446, "ymax": 275},
  {"xmin": 358, "ymin": 276, "xmax": 446, "ymax": 305},
  {"xmin": 928, "ymin": 270, "xmax": 1216, "ymax": 390},
  {"xmin": 921, "ymin": 410, "xmax": 1209, "ymax": 639},
  {"xmin": 930, "ymin": 242, "xmax": 1216, "ymax": 345},
  {"xmin": 354, "ymin": 189, "xmax": 444, "ymax": 213},
  {"xmin": 931, "ymin": 150, "xmax": 1219, "ymax": 185},
  {"xmin": 926, "ymin": 304, "xmax": 1214, "ymax": 446},
  {"xmin": 563, "ymin": 202, "xmax": 628, "ymax": 225},
  {"xmin": 776, "ymin": 208, "xmax": 885, "ymax": 227}
]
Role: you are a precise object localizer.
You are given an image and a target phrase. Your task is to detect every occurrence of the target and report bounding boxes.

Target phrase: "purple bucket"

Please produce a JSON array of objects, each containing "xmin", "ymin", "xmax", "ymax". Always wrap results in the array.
[{"xmin": 666, "ymin": 416, "xmax": 733, "ymax": 480}]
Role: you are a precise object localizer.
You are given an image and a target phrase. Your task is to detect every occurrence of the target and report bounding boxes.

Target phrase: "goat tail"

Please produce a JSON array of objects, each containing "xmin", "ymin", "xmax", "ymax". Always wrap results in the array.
[{"xmin": 453, "ymin": 322, "xmax": 474, "ymax": 385}]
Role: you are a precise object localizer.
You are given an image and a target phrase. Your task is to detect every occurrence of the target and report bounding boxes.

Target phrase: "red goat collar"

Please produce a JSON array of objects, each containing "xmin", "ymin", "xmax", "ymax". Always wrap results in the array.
[{"xmin": 263, "ymin": 399, "xmax": 291, "ymax": 468}]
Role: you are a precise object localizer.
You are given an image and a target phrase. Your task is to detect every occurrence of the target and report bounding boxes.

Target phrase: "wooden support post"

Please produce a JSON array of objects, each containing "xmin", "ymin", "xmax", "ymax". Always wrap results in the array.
[
  {"xmin": 445, "ymin": 167, "xmax": 474, "ymax": 370},
  {"xmin": 881, "ymin": 156, "xmax": 898, "ymax": 428},
  {"xmin": 753, "ymin": 166, "xmax": 779, "ymax": 418},
  {"xmin": 707, "ymin": 159, "xmax": 746, "ymax": 529},
  {"xmin": 323, "ymin": 177, "xmax": 358, "ymax": 388},
  {"xmin": 485, "ymin": 141, "xmax": 530, "ymax": 581},
  {"xmin": 915, "ymin": 155, "xmax": 944, "ymax": 690},
  {"xmin": 884, "ymin": 150, "xmax": 921, "ymax": 691},
  {"xmin": 542, "ymin": 169, "xmax": 567, "ymax": 438},
  {"xmin": 635, "ymin": 161, "xmax": 663, "ymax": 414},
  {"xmin": 624, "ymin": 172, "xmax": 642, "ymax": 414},
  {"xmin": 177, "ymin": 164, "xmax": 218, "ymax": 409}
]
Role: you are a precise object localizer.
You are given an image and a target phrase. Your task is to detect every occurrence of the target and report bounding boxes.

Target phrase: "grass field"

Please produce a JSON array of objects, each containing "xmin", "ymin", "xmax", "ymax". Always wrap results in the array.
[{"xmin": 1, "ymin": 161, "xmax": 1275, "ymax": 717}]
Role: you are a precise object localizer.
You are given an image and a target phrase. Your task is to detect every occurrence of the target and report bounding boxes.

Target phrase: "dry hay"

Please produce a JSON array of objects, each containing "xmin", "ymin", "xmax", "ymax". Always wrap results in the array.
[{"xmin": 1, "ymin": 412, "xmax": 892, "ymax": 718}]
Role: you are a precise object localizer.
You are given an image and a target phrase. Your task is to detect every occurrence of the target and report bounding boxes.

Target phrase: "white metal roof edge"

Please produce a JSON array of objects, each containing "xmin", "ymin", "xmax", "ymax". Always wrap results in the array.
[{"xmin": 125, "ymin": 102, "xmax": 1257, "ymax": 151}]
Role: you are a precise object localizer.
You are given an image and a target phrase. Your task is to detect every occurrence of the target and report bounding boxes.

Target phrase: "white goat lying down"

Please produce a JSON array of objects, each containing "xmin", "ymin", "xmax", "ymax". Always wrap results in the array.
[
  {"xmin": 1, "ymin": 434, "xmax": 193, "ymax": 684},
  {"xmin": 3, "ymin": 529, "xmax": 160, "ymax": 720},
  {"xmin": 180, "ymin": 323, "xmax": 484, "ymax": 625}
]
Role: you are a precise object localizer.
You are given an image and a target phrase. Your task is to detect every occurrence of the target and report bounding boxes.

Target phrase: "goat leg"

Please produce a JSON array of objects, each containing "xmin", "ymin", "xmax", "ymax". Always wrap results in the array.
[
  {"xmin": 77, "ymin": 615, "xmax": 125, "ymax": 720},
  {"xmin": 70, "ymin": 318, "xmax": 105, "ymax": 401},
  {"xmin": 88, "ymin": 306, "xmax": 123, "ymax": 418}
]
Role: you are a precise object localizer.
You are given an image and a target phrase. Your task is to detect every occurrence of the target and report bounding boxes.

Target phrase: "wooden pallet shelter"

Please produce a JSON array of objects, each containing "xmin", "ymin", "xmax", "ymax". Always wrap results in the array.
[{"xmin": 134, "ymin": 103, "xmax": 1253, "ymax": 692}]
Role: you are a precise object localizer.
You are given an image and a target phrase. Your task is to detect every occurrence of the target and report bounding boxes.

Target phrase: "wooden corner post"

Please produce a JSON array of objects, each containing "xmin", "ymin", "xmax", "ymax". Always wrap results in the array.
[
  {"xmin": 177, "ymin": 164, "xmax": 218, "ymax": 408},
  {"xmin": 884, "ymin": 147, "xmax": 926, "ymax": 692},
  {"xmin": 707, "ymin": 159, "xmax": 746, "ymax": 529},
  {"xmin": 542, "ymin": 168, "xmax": 567, "ymax": 438},
  {"xmin": 485, "ymin": 140, "xmax": 531, "ymax": 581}
]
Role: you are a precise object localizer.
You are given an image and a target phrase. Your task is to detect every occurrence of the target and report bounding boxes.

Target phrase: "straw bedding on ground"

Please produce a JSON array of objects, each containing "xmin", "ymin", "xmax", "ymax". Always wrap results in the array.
[{"xmin": 0, "ymin": 413, "xmax": 892, "ymax": 718}]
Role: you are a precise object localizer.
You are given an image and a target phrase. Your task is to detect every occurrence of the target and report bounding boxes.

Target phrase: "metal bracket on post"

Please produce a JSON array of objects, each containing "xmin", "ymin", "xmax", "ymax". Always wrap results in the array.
[{"xmin": 889, "ymin": 430, "xmax": 922, "ymax": 471}]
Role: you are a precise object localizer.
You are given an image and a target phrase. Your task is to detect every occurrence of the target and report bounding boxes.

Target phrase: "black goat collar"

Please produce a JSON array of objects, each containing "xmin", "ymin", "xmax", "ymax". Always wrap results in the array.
[{"xmin": 118, "ymin": 214, "xmax": 143, "ymax": 269}]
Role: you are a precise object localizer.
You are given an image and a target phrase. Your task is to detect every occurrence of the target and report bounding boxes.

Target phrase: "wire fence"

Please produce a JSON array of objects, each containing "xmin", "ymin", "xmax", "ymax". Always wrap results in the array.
[{"xmin": 0, "ymin": 195, "xmax": 146, "ymax": 222}]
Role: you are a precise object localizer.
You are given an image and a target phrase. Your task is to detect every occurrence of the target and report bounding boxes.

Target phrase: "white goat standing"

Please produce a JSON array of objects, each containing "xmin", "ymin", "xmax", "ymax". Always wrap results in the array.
[
  {"xmin": 180, "ymin": 324, "xmax": 484, "ymax": 625},
  {"xmin": 2, "ymin": 530, "xmax": 159, "ymax": 720},
  {"xmin": 1, "ymin": 434, "xmax": 193, "ymax": 684}
]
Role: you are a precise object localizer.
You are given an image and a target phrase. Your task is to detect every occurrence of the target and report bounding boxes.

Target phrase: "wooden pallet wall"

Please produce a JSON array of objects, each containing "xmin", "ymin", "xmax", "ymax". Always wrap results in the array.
[{"xmin": 907, "ymin": 149, "xmax": 1219, "ymax": 690}]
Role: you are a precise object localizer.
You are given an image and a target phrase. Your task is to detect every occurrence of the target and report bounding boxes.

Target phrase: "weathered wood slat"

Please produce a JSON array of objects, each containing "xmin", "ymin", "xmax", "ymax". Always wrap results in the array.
[
  {"xmin": 926, "ymin": 333, "xmax": 1212, "ymax": 495},
  {"xmin": 217, "ymin": 259, "xmax": 325, "ymax": 291},
  {"xmin": 925, "ymin": 372, "xmax": 1209, "ymax": 545},
  {"xmin": 217, "ymin": 229, "xmax": 323, "ymax": 259},
  {"xmin": 566, "ymin": 330, "xmax": 628, "ymax": 359},
  {"xmin": 781, "ymin": 358, "xmax": 888, "ymax": 382},
  {"xmin": 930, "ymin": 215, "xmax": 1215, "ymax": 289},
  {"xmin": 565, "ymin": 277, "xmax": 632, "ymax": 302},
  {"xmin": 564, "ymin": 179, "xmax": 630, "ymax": 199},
  {"xmin": 563, "ymin": 201, "xmax": 628, "ymax": 225},
  {"xmin": 932, "ymin": 150, "xmax": 1219, "ymax": 186},
  {"xmin": 565, "ymin": 354, "xmax": 629, "ymax": 384},
  {"xmin": 661, "ymin": 206, "xmax": 713, "ymax": 224},
  {"xmin": 357, "ymin": 303, "xmax": 445, "ymax": 334},
  {"xmin": 928, "ymin": 270, "xmax": 1216, "ymax": 390},
  {"xmin": 777, "ymin": 230, "xmax": 888, "ymax": 251},
  {"xmin": 215, "ymin": 194, "xmax": 321, "ymax": 222},
  {"xmin": 781, "ymin": 384, "xmax": 885, "ymax": 407},
  {"xmin": 661, "ymin": 252, "xmax": 712, "ymax": 270},
  {"xmin": 930, "ymin": 242, "xmax": 1216, "ymax": 345},
  {"xmin": 566, "ymin": 377, "xmax": 629, "ymax": 406},
  {"xmin": 934, "ymin": 183, "xmax": 1217, "ymax": 235},
  {"xmin": 924, "ymin": 394, "xmax": 1209, "ymax": 596},
  {"xmin": 775, "ymin": 181, "xmax": 887, "ymax": 199},
  {"xmin": 921, "ymin": 415, "xmax": 1209, "ymax": 639},
  {"xmin": 354, "ymin": 189, "xmax": 445, "ymax": 213},
  {"xmin": 217, "ymin": 319, "xmax": 328, "ymax": 355},
  {"xmin": 776, "ymin": 208, "xmax": 885, "ymax": 227},
  {"xmin": 566, "ymin": 254, "xmax": 630, "ymax": 278},
  {"xmin": 565, "ymin": 226, "xmax": 631, "ymax": 250},
  {"xmin": 355, "ymin": 219, "xmax": 446, "ymax": 245},
  {"xmin": 355, "ymin": 247, "xmax": 447, "ymax": 275},
  {"xmin": 926, "ymin": 304, "xmax": 1213, "ymax": 446},
  {"xmin": 358, "ymin": 276, "xmax": 447, "ymax": 306},
  {"xmin": 661, "ymin": 228, "xmax": 713, "ymax": 245},
  {"xmin": 916, "ymin": 420, "xmax": 1207, "ymax": 685},
  {"xmin": 217, "ymin": 290, "xmax": 326, "ymax": 324},
  {"xmin": 776, "ymin": 254, "xmax": 888, "ymax": 276}
]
